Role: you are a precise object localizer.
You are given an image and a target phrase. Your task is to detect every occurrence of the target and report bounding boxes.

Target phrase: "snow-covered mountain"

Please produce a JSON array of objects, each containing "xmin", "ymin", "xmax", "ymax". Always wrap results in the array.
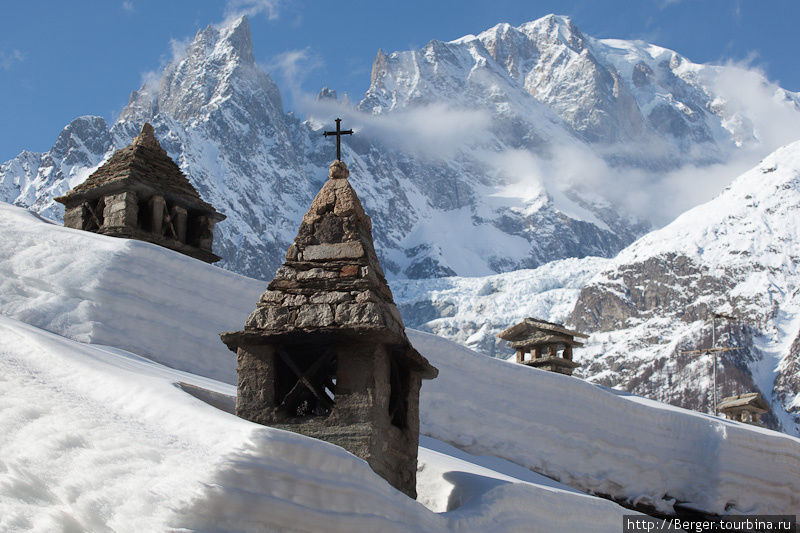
[
  {"xmin": 364, "ymin": 14, "xmax": 797, "ymax": 158},
  {"xmin": 569, "ymin": 139, "xmax": 800, "ymax": 435},
  {"xmin": 396, "ymin": 140, "xmax": 800, "ymax": 436},
  {"xmin": 2, "ymin": 15, "xmax": 798, "ymax": 280}
]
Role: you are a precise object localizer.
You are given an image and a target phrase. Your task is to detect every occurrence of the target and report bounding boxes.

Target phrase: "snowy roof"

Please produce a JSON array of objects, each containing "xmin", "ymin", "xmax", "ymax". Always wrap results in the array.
[
  {"xmin": 55, "ymin": 123, "xmax": 223, "ymax": 219},
  {"xmin": 3, "ymin": 200, "xmax": 800, "ymax": 525}
]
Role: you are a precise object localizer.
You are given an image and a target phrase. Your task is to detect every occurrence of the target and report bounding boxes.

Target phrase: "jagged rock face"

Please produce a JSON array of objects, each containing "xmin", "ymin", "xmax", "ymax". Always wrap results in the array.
[
  {"xmin": 777, "ymin": 333, "xmax": 800, "ymax": 428},
  {"xmin": 1, "ymin": 15, "xmax": 798, "ymax": 280},
  {"xmin": 479, "ymin": 16, "xmax": 645, "ymax": 144},
  {"xmin": 568, "ymin": 142, "xmax": 800, "ymax": 435}
]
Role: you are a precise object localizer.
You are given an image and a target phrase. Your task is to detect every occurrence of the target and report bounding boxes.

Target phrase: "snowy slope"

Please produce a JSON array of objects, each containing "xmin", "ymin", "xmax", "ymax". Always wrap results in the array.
[
  {"xmin": 3, "ymin": 15, "xmax": 799, "ymax": 280},
  {"xmin": 570, "ymin": 140, "xmax": 800, "ymax": 435},
  {"xmin": 0, "ymin": 202, "xmax": 262, "ymax": 383},
  {"xmin": 1, "ymin": 200, "xmax": 798, "ymax": 524},
  {"xmin": 0, "ymin": 315, "xmax": 638, "ymax": 532}
]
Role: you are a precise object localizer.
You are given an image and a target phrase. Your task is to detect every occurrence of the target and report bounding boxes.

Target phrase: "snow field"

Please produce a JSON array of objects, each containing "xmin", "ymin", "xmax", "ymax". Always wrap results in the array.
[
  {"xmin": 0, "ymin": 202, "xmax": 263, "ymax": 383},
  {"xmin": 0, "ymin": 316, "xmax": 634, "ymax": 532},
  {"xmin": 412, "ymin": 329, "xmax": 800, "ymax": 516},
  {"xmin": 1, "ymin": 200, "xmax": 799, "ymax": 530}
]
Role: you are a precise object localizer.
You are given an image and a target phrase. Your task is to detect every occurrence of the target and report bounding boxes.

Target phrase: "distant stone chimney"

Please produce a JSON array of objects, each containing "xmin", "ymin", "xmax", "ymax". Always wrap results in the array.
[
  {"xmin": 498, "ymin": 318, "xmax": 587, "ymax": 376},
  {"xmin": 54, "ymin": 123, "xmax": 225, "ymax": 263}
]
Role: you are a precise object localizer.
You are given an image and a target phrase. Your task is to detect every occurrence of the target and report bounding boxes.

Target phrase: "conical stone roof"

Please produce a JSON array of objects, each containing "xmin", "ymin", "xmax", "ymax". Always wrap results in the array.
[
  {"xmin": 56, "ymin": 123, "xmax": 222, "ymax": 218},
  {"xmin": 221, "ymin": 160, "xmax": 436, "ymax": 378}
]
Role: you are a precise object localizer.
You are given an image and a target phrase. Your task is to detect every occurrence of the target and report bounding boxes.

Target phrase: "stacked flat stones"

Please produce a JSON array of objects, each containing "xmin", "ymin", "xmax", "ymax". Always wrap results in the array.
[
  {"xmin": 54, "ymin": 123, "xmax": 225, "ymax": 263},
  {"xmin": 223, "ymin": 161, "xmax": 429, "ymax": 372},
  {"xmin": 220, "ymin": 160, "xmax": 436, "ymax": 499}
]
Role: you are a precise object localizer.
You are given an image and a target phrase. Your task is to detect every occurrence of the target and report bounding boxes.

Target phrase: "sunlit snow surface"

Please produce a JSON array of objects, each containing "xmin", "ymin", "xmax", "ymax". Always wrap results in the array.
[{"xmin": 1, "ymin": 201, "xmax": 799, "ymax": 531}]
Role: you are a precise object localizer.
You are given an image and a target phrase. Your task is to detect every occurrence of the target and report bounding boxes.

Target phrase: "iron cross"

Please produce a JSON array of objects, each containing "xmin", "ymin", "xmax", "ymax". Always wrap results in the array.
[{"xmin": 323, "ymin": 118, "xmax": 353, "ymax": 161}]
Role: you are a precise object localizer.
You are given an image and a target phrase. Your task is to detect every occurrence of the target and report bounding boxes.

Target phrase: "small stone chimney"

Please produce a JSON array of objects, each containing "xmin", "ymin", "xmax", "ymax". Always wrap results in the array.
[
  {"xmin": 221, "ymin": 160, "xmax": 437, "ymax": 498},
  {"xmin": 54, "ymin": 123, "xmax": 225, "ymax": 263}
]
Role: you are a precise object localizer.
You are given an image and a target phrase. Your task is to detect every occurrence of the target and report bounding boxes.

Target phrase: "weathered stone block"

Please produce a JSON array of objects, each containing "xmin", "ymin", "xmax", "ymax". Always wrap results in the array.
[
  {"xmin": 245, "ymin": 305, "xmax": 292, "ymax": 329},
  {"xmin": 149, "ymin": 195, "xmax": 166, "ymax": 234},
  {"xmin": 275, "ymin": 265, "xmax": 297, "ymax": 280},
  {"xmin": 198, "ymin": 218, "xmax": 215, "ymax": 251},
  {"xmin": 335, "ymin": 302, "xmax": 385, "ymax": 327},
  {"xmin": 63, "ymin": 206, "xmax": 84, "ymax": 230},
  {"xmin": 103, "ymin": 191, "xmax": 138, "ymax": 228},
  {"xmin": 309, "ymin": 291, "xmax": 351, "ymax": 304},
  {"xmin": 340, "ymin": 264, "xmax": 360, "ymax": 277},
  {"xmin": 285, "ymin": 243, "xmax": 299, "ymax": 261},
  {"xmin": 283, "ymin": 293, "xmax": 308, "ymax": 306},
  {"xmin": 354, "ymin": 290, "xmax": 377, "ymax": 303},
  {"xmin": 329, "ymin": 160, "xmax": 349, "ymax": 180},
  {"xmin": 303, "ymin": 242, "xmax": 365, "ymax": 261},
  {"xmin": 297, "ymin": 268, "xmax": 338, "ymax": 280},
  {"xmin": 236, "ymin": 345, "xmax": 276, "ymax": 425},
  {"xmin": 314, "ymin": 212, "xmax": 345, "ymax": 243},
  {"xmin": 258, "ymin": 290, "xmax": 284, "ymax": 304},
  {"xmin": 170, "ymin": 205, "xmax": 188, "ymax": 242},
  {"xmin": 295, "ymin": 304, "xmax": 334, "ymax": 328}
]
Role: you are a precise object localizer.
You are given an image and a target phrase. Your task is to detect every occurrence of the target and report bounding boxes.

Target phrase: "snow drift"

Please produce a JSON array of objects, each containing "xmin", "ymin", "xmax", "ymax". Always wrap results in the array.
[{"xmin": 1, "ymin": 200, "xmax": 799, "ymax": 526}]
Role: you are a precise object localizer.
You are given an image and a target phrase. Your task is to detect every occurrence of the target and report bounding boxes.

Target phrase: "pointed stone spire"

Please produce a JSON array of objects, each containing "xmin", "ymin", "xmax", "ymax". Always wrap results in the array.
[
  {"xmin": 131, "ymin": 122, "xmax": 164, "ymax": 152},
  {"xmin": 223, "ymin": 160, "xmax": 430, "ymax": 363}
]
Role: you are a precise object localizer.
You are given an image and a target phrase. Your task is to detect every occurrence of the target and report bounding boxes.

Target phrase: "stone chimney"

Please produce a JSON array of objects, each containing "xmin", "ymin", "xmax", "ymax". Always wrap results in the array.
[{"xmin": 221, "ymin": 160, "xmax": 437, "ymax": 498}]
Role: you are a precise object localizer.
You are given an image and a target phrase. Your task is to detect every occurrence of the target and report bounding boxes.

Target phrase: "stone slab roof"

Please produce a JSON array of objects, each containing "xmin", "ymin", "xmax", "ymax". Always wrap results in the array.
[
  {"xmin": 55, "ymin": 123, "xmax": 223, "ymax": 219},
  {"xmin": 718, "ymin": 392, "xmax": 769, "ymax": 413},
  {"xmin": 498, "ymin": 317, "xmax": 588, "ymax": 343},
  {"xmin": 221, "ymin": 161, "xmax": 437, "ymax": 379}
]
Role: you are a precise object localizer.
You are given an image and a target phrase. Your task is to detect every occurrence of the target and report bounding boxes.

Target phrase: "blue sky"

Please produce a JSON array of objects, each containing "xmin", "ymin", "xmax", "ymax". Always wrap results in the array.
[{"xmin": 0, "ymin": 0, "xmax": 797, "ymax": 162}]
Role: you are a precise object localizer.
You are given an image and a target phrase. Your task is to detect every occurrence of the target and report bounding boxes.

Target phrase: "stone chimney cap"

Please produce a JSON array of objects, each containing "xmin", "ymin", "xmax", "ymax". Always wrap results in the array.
[
  {"xmin": 329, "ymin": 160, "xmax": 350, "ymax": 180},
  {"xmin": 132, "ymin": 123, "xmax": 162, "ymax": 151}
]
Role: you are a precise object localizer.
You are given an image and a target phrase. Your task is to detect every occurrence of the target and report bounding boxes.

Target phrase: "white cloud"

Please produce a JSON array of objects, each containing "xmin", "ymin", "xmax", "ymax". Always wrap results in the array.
[
  {"xmin": 306, "ymin": 97, "xmax": 494, "ymax": 161},
  {"xmin": 168, "ymin": 36, "xmax": 192, "ymax": 63},
  {"xmin": 708, "ymin": 59, "xmax": 800, "ymax": 149},
  {"xmin": 262, "ymin": 48, "xmax": 323, "ymax": 105},
  {"xmin": 301, "ymin": 56, "xmax": 800, "ymax": 226},
  {"xmin": 359, "ymin": 104, "xmax": 492, "ymax": 159},
  {"xmin": 0, "ymin": 49, "xmax": 23, "ymax": 70},
  {"xmin": 121, "ymin": 1, "xmax": 134, "ymax": 13},
  {"xmin": 223, "ymin": 0, "xmax": 281, "ymax": 23}
]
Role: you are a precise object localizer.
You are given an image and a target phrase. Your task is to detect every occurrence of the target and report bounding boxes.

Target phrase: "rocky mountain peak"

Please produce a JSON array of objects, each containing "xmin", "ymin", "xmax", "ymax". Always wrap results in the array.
[
  {"xmin": 316, "ymin": 87, "xmax": 338, "ymax": 102},
  {"xmin": 519, "ymin": 14, "xmax": 585, "ymax": 50},
  {"xmin": 217, "ymin": 15, "xmax": 255, "ymax": 66},
  {"xmin": 369, "ymin": 49, "xmax": 388, "ymax": 88},
  {"xmin": 50, "ymin": 116, "xmax": 111, "ymax": 162}
]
